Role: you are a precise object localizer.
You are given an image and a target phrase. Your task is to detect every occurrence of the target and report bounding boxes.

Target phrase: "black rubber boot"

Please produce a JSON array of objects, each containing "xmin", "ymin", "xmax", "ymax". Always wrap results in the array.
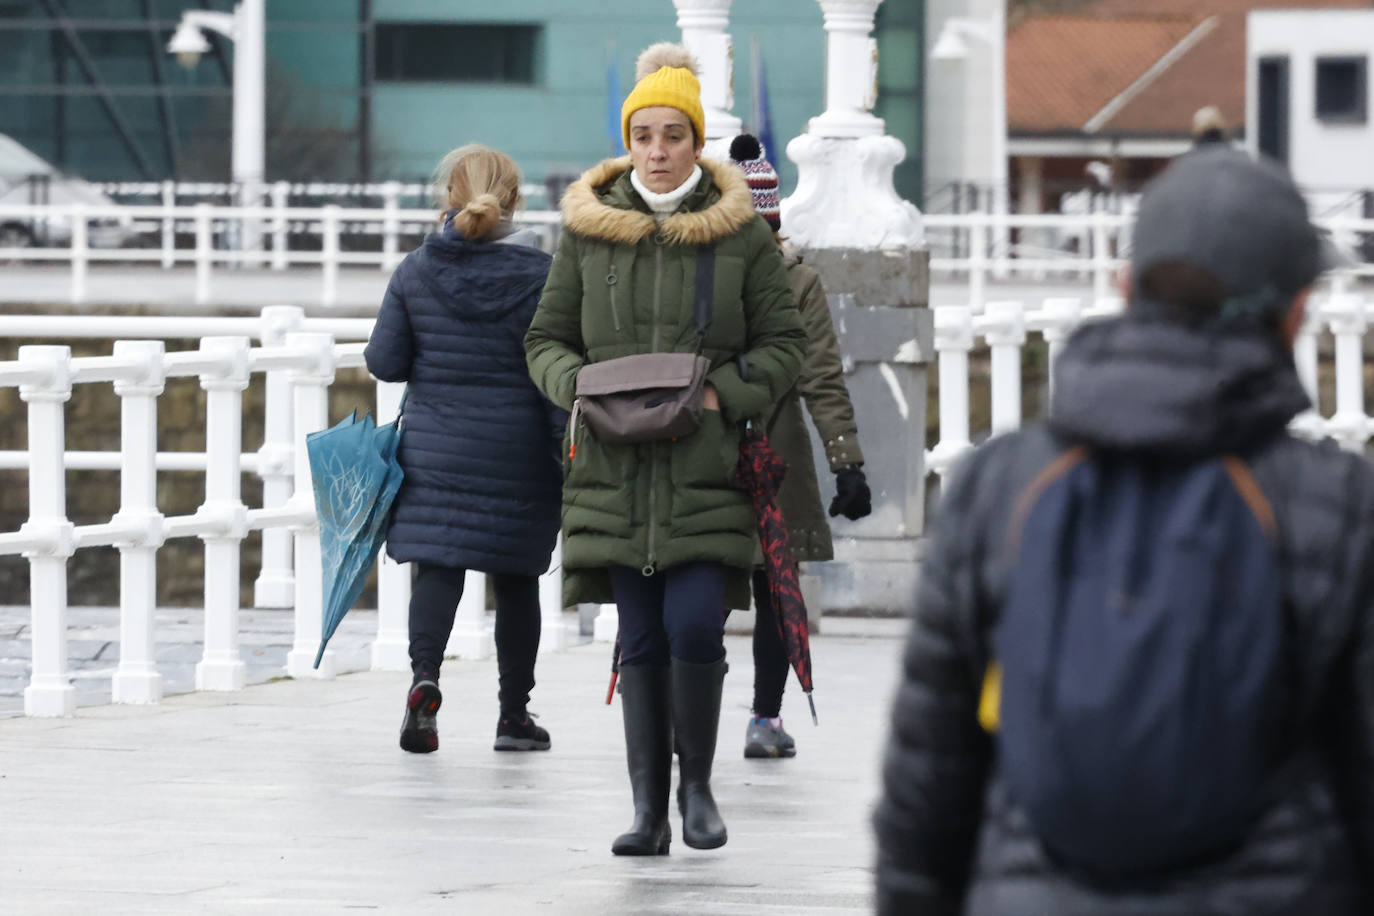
[
  {"xmin": 673, "ymin": 657, "xmax": 728, "ymax": 849},
  {"xmin": 611, "ymin": 665, "xmax": 673, "ymax": 856}
]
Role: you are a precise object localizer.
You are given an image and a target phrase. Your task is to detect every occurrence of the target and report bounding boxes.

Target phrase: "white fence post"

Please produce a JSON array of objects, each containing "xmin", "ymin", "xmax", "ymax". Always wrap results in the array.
[
  {"xmin": 321, "ymin": 204, "xmax": 340, "ymax": 307},
  {"xmin": 17, "ymin": 345, "xmax": 76, "ymax": 717},
  {"xmin": 160, "ymin": 180, "xmax": 176, "ymax": 268},
  {"xmin": 371, "ymin": 379, "xmax": 410, "ymax": 671},
  {"xmin": 195, "ymin": 336, "xmax": 251, "ymax": 691},
  {"xmin": 926, "ymin": 305, "xmax": 975, "ymax": 482},
  {"xmin": 593, "ymin": 603, "xmax": 619, "ymax": 643},
  {"xmin": 110, "ymin": 340, "xmax": 167, "ymax": 704},
  {"xmin": 286, "ymin": 332, "xmax": 336, "ymax": 677},
  {"xmin": 1326, "ymin": 294, "xmax": 1369, "ymax": 452},
  {"xmin": 984, "ymin": 300, "xmax": 1027, "ymax": 435},
  {"xmin": 537, "ymin": 536, "xmax": 567, "ymax": 656},
  {"xmin": 253, "ymin": 305, "xmax": 303, "ymax": 607},
  {"xmin": 70, "ymin": 204, "xmax": 88, "ymax": 304},
  {"xmin": 270, "ymin": 181, "xmax": 290, "ymax": 271},
  {"xmin": 194, "ymin": 203, "xmax": 212, "ymax": 305},
  {"xmin": 1040, "ymin": 297, "xmax": 1082, "ymax": 401},
  {"xmin": 1091, "ymin": 211, "xmax": 1113, "ymax": 302},
  {"xmin": 448, "ymin": 571, "xmax": 493, "ymax": 659},
  {"xmin": 381, "ymin": 181, "xmax": 401, "ymax": 272},
  {"xmin": 968, "ymin": 218, "xmax": 988, "ymax": 312}
]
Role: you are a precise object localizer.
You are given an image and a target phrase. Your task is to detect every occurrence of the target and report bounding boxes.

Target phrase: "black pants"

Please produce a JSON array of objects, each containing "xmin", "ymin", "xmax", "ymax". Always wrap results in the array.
[
  {"xmin": 610, "ymin": 562, "xmax": 727, "ymax": 667},
  {"xmin": 751, "ymin": 568, "xmax": 791, "ymax": 718},
  {"xmin": 408, "ymin": 562, "xmax": 541, "ymax": 718}
]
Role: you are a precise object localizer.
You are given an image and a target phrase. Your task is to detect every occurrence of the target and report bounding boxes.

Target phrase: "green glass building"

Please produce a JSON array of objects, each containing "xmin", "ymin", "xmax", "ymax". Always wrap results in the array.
[{"xmin": 0, "ymin": 0, "xmax": 923, "ymax": 202}]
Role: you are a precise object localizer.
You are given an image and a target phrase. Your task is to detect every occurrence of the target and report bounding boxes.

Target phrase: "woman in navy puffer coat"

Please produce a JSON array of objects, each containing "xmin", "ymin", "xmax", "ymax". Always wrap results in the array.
[{"xmin": 364, "ymin": 144, "xmax": 562, "ymax": 756}]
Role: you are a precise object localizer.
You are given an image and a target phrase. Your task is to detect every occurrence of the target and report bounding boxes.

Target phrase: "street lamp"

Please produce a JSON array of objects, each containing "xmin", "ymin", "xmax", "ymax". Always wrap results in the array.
[
  {"xmin": 167, "ymin": 1, "xmax": 266, "ymax": 256},
  {"xmin": 932, "ymin": 7, "xmax": 1008, "ymax": 257}
]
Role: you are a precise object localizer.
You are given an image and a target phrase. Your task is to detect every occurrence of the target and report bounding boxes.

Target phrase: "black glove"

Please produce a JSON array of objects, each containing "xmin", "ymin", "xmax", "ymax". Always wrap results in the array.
[{"xmin": 829, "ymin": 464, "xmax": 871, "ymax": 521}]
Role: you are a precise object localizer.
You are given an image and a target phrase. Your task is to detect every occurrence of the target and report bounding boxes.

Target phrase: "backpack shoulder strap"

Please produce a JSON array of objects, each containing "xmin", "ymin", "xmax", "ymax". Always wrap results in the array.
[
  {"xmin": 1220, "ymin": 455, "xmax": 1278, "ymax": 541},
  {"xmin": 1004, "ymin": 443, "xmax": 1091, "ymax": 555}
]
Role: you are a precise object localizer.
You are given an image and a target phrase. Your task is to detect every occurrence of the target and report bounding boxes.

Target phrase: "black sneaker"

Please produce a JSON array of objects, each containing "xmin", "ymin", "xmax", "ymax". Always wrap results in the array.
[
  {"xmin": 399, "ymin": 680, "xmax": 441, "ymax": 754},
  {"xmin": 494, "ymin": 712, "xmax": 551, "ymax": 751}
]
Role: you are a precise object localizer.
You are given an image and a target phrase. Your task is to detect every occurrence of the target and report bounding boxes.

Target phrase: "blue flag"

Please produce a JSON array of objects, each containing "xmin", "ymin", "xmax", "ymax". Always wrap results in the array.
[
  {"xmin": 751, "ymin": 38, "xmax": 777, "ymax": 163},
  {"xmin": 607, "ymin": 44, "xmax": 623, "ymax": 156}
]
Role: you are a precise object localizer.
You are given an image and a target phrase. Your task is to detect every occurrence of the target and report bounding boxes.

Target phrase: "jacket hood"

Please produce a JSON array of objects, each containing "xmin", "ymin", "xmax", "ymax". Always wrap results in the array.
[
  {"xmin": 1049, "ymin": 314, "xmax": 1311, "ymax": 458},
  {"xmin": 559, "ymin": 156, "xmax": 757, "ymax": 246},
  {"xmin": 413, "ymin": 228, "xmax": 551, "ymax": 320}
]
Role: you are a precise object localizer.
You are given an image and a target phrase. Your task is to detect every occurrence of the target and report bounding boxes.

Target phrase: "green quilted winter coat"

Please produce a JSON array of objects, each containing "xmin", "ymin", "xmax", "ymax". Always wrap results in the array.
[{"xmin": 524, "ymin": 156, "xmax": 806, "ymax": 608}]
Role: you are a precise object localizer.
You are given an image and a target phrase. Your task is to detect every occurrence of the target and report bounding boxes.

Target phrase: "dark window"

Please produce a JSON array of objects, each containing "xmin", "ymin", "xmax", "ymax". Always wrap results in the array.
[
  {"xmin": 374, "ymin": 23, "xmax": 538, "ymax": 84},
  {"xmin": 1315, "ymin": 56, "xmax": 1367, "ymax": 123},
  {"xmin": 1258, "ymin": 56, "xmax": 1290, "ymax": 164}
]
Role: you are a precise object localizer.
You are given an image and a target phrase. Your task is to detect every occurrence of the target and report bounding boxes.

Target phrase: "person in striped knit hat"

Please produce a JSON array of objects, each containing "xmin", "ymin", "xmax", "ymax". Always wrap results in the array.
[{"xmin": 727, "ymin": 134, "xmax": 872, "ymax": 760}]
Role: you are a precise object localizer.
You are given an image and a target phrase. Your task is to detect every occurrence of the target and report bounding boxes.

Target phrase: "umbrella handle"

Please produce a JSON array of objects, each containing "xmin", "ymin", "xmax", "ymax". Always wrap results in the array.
[
  {"xmin": 605, "ymin": 671, "xmax": 618, "ymax": 706},
  {"xmin": 807, "ymin": 691, "xmax": 818, "ymax": 726}
]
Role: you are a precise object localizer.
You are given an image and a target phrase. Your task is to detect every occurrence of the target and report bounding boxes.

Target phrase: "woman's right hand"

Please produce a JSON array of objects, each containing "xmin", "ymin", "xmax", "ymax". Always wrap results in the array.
[{"xmin": 703, "ymin": 384, "xmax": 720, "ymax": 412}]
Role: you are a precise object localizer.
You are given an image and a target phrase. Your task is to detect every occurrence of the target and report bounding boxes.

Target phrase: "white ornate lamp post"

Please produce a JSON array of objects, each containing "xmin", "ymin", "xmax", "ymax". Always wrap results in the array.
[
  {"xmin": 167, "ymin": 0, "xmax": 266, "ymax": 255},
  {"xmin": 672, "ymin": 0, "xmax": 743, "ymax": 158},
  {"xmin": 782, "ymin": 0, "xmax": 924, "ymax": 251},
  {"xmin": 931, "ymin": 3, "xmax": 1009, "ymax": 264}
]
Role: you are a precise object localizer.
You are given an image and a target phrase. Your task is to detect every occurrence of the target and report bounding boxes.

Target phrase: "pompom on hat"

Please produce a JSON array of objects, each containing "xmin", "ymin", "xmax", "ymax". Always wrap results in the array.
[
  {"xmin": 621, "ymin": 43, "xmax": 706, "ymax": 149},
  {"xmin": 729, "ymin": 134, "xmax": 781, "ymax": 230}
]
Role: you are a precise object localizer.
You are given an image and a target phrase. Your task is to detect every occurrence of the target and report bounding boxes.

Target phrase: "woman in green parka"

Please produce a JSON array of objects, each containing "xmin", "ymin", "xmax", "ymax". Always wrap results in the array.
[
  {"xmin": 725, "ymin": 134, "xmax": 873, "ymax": 762},
  {"xmin": 524, "ymin": 43, "xmax": 805, "ymax": 857}
]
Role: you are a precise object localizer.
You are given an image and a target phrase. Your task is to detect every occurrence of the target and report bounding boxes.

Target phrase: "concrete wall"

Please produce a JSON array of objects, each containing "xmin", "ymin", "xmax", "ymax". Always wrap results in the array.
[{"xmin": 1247, "ymin": 9, "xmax": 1374, "ymax": 215}]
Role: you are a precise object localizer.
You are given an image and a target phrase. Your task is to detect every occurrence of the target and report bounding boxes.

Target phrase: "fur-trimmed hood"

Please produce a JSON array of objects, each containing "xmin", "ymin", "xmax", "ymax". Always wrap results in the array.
[{"xmin": 560, "ymin": 156, "xmax": 757, "ymax": 246}]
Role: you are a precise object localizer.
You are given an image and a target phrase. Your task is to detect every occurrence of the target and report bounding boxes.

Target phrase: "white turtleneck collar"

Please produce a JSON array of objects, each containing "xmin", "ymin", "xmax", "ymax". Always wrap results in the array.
[{"xmin": 630, "ymin": 164, "xmax": 703, "ymax": 219}]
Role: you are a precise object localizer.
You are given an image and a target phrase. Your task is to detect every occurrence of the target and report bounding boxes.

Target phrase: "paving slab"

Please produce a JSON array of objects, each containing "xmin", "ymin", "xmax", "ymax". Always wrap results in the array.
[{"xmin": 0, "ymin": 628, "xmax": 905, "ymax": 914}]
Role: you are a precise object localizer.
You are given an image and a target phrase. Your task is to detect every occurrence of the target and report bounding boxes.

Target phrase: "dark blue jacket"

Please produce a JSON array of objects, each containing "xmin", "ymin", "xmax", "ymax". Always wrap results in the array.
[
  {"xmin": 364, "ymin": 226, "xmax": 562, "ymax": 575},
  {"xmin": 875, "ymin": 316, "xmax": 1374, "ymax": 916}
]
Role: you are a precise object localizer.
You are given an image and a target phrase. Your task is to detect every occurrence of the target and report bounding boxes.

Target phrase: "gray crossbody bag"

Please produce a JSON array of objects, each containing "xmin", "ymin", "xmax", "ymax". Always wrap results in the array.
[{"xmin": 570, "ymin": 246, "xmax": 715, "ymax": 446}]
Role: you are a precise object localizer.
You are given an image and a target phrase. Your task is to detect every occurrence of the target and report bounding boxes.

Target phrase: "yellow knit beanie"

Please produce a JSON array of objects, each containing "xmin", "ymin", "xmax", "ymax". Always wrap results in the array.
[{"xmin": 621, "ymin": 43, "xmax": 706, "ymax": 149}]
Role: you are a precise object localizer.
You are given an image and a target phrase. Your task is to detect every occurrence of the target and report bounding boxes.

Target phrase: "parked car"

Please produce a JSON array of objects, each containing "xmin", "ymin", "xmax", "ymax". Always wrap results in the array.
[{"xmin": 0, "ymin": 133, "xmax": 136, "ymax": 249}]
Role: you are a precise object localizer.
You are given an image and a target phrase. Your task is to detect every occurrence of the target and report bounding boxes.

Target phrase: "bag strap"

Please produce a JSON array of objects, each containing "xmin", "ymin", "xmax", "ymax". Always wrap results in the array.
[
  {"xmin": 693, "ymin": 244, "xmax": 715, "ymax": 352},
  {"xmin": 393, "ymin": 386, "xmax": 410, "ymax": 431}
]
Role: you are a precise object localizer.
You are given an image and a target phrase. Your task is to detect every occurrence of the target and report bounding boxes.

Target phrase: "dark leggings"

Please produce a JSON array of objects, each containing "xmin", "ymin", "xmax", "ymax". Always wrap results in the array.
[
  {"xmin": 610, "ymin": 562, "xmax": 727, "ymax": 667},
  {"xmin": 408, "ymin": 562, "xmax": 541, "ymax": 717},
  {"xmin": 750, "ymin": 568, "xmax": 789, "ymax": 718}
]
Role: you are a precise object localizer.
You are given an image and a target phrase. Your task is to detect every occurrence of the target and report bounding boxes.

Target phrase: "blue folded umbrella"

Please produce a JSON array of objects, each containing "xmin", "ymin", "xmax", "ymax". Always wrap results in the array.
[{"xmin": 305, "ymin": 395, "xmax": 405, "ymax": 668}]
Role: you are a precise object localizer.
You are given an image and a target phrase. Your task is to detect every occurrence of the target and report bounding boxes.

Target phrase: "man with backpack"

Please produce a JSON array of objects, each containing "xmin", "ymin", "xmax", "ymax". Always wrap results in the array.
[{"xmin": 873, "ymin": 147, "xmax": 1374, "ymax": 915}]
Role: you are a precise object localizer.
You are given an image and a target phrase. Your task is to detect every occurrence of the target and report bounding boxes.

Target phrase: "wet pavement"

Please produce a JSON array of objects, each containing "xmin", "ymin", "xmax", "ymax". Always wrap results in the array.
[{"xmin": 0, "ymin": 613, "xmax": 905, "ymax": 914}]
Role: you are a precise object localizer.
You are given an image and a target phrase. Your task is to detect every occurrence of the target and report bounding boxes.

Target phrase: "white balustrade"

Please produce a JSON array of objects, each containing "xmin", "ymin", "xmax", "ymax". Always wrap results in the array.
[
  {"xmin": 195, "ymin": 336, "xmax": 252, "ymax": 691},
  {"xmin": 982, "ymin": 301, "xmax": 1026, "ymax": 436},
  {"xmin": 255, "ymin": 306, "xmax": 304, "ymax": 608},
  {"xmin": 285, "ymin": 332, "xmax": 336, "ymax": 678},
  {"xmin": 537, "ymin": 537, "xmax": 568, "ymax": 657},
  {"xmin": 448, "ymin": 572, "xmax": 494, "ymax": 660},
  {"xmin": 371, "ymin": 380, "xmax": 410, "ymax": 672},
  {"xmin": 923, "ymin": 292, "xmax": 1362, "ymax": 481},
  {"xmin": 17, "ymin": 345, "xmax": 77, "ymax": 717},
  {"xmin": 110, "ymin": 340, "xmax": 166, "ymax": 705}
]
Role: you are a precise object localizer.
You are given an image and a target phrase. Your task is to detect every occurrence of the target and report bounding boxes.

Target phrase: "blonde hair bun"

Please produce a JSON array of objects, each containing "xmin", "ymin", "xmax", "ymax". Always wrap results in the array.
[
  {"xmin": 635, "ymin": 42, "xmax": 698, "ymax": 81},
  {"xmin": 433, "ymin": 144, "xmax": 523, "ymax": 241}
]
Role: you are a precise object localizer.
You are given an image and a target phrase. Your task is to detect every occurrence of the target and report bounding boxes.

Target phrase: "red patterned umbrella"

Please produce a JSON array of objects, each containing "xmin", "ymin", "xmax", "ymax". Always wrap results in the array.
[{"xmin": 736, "ymin": 426, "xmax": 817, "ymax": 724}]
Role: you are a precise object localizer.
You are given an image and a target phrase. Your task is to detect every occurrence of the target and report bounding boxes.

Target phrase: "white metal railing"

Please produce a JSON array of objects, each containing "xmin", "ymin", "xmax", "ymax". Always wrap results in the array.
[
  {"xmin": 0, "ymin": 201, "xmax": 564, "ymax": 306},
  {"xmin": 96, "ymin": 179, "xmax": 551, "ymax": 210},
  {"xmin": 5, "ymin": 200, "xmax": 1369, "ymax": 311},
  {"xmin": 923, "ymin": 291, "xmax": 1374, "ymax": 483},
  {"xmin": 0, "ymin": 305, "xmax": 570, "ymax": 717}
]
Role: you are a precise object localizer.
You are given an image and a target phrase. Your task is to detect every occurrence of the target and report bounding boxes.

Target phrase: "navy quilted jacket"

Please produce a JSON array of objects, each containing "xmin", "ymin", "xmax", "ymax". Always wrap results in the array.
[
  {"xmin": 874, "ymin": 316, "xmax": 1374, "ymax": 915},
  {"xmin": 364, "ymin": 226, "xmax": 562, "ymax": 575}
]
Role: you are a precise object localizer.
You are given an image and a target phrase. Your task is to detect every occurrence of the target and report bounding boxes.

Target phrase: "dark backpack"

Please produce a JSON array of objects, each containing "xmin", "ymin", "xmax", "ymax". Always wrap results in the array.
[{"xmin": 991, "ymin": 446, "xmax": 1285, "ymax": 876}]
